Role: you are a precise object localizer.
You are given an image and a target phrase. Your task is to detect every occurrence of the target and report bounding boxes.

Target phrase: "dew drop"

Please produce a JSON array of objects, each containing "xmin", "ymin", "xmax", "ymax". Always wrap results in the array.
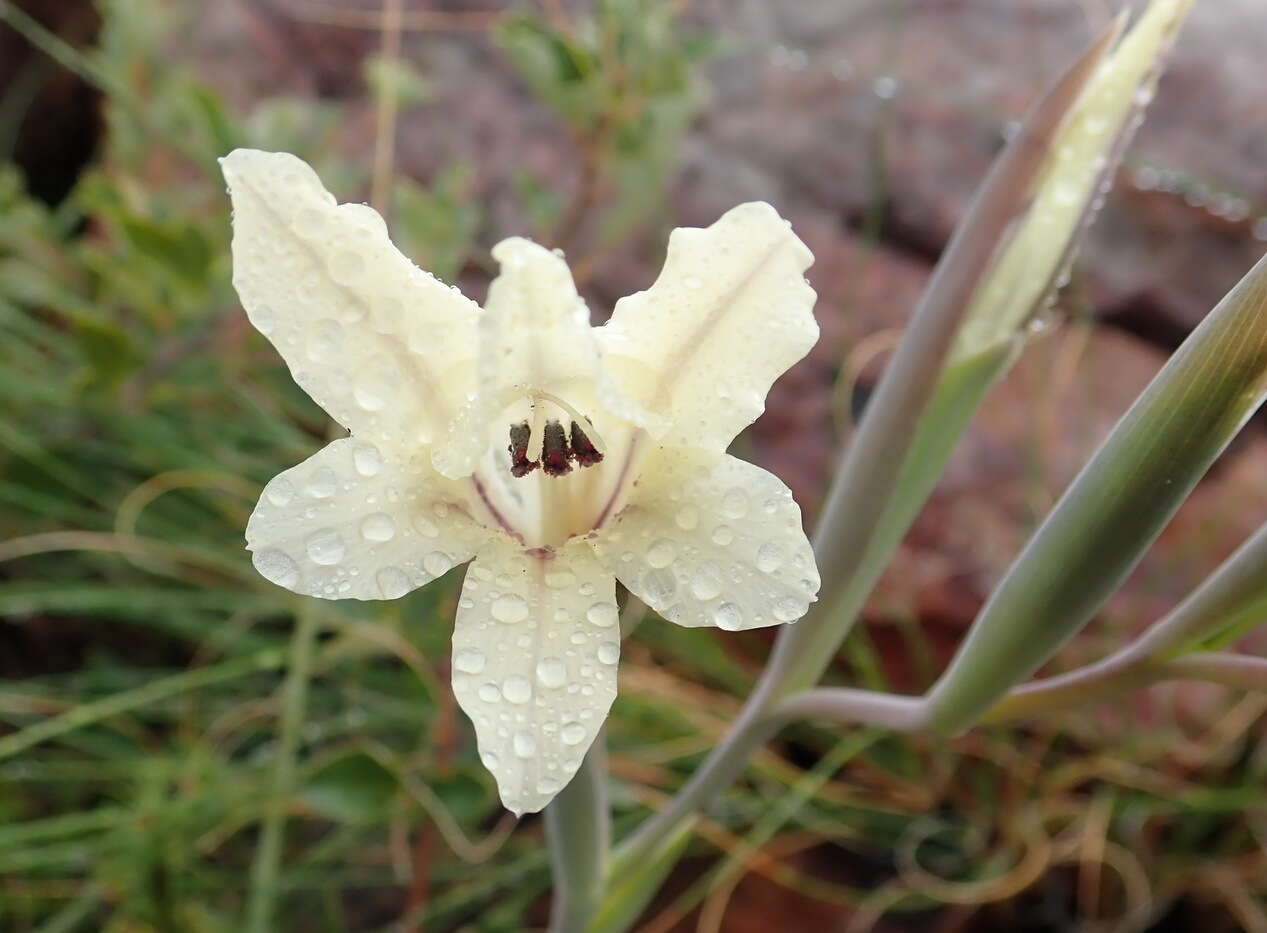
[
  {"xmin": 646, "ymin": 538, "xmax": 676, "ymax": 569},
  {"xmin": 453, "ymin": 648, "xmax": 486, "ymax": 674},
  {"xmin": 721, "ymin": 488, "xmax": 749, "ymax": 519},
  {"xmin": 536, "ymin": 657, "xmax": 568, "ymax": 689},
  {"xmin": 502, "ymin": 675, "xmax": 532, "ymax": 704},
  {"xmin": 306, "ymin": 528, "xmax": 345, "ymax": 565},
  {"xmin": 713, "ymin": 602, "xmax": 744, "ymax": 631},
  {"xmin": 307, "ymin": 318, "xmax": 343, "ymax": 362},
  {"xmin": 513, "ymin": 731, "xmax": 537, "ymax": 758},
  {"xmin": 675, "ymin": 506, "xmax": 699, "ymax": 530},
  {"xmin": 413, "ymin": 514, "xmax": 440, "ymax": 538},
  {"xmin": 586, "ymin": 603, "xmax": 618, "ymax": 628},
  {"xmin": 561, "ymin": 722, "xmax": 587, "ymax": 746},
  {"xmin": 265, "ymin": 477, "xmax": 295, "ymax": 507},
  {"xmin": 690, "ymin": 563, "xmax": 723, "ymax": 600},
  {"xmin": 545, "ymin": 570, "xmax": 576, "ymax": 589},
  {"xmin": 306, "ymin": 468, "xmax": 338, "ymax": 499},
  {"xmin": 360, "ymin": 512, "xmax": 396, "ymax": 542},
  {"xmin": 756, "ymin": 543, "xmax": 784, "ymax": 573},
  {"xmin": 254, "ymin": 549, "xmax": 299, "ymax": 588},
  {"xmin": 477, "ymin": 683, "xmax": 501, "ymax": 703},
  {"xmin": 481, "ymin": 750, "xmax": 500, "ymax": 770},
  {"xmin": 640, "ymin": 568, "xmax": 677, "ymax": 607},
  {"xmin": 597, "ymin": 642, "xmax": 619, "ymax": 665},
  {"xmin": 537, "ymin": 777, "xmax": 561, "ymax": 795},
  {"xmin": 772, "ymin": 596, "xmax": 805, "ymax": 622},
  {"xmin": 353, "ymin": 444, "xmax": 383, "ymax": 476},
  {"xmin": 423, "ymin": 551, "xmax": 452, "ymax": 577},
  {"xmin": 353, "ymin": 370, "xmax": 392, "ymax": 411},
  {"xmin": 376, "ymin": 566, "xmax": 410, "ymax": 599},
  {"xmin": 330, "ymin": 249, "xmax": 366, "ymax": 284},
  {"xmin": 711, "ymin": 525, "xmax": 735, "ymax": 546},
  {"xmin": 491, "ymin": 594, "xmax": 529, "ymax": 624}
]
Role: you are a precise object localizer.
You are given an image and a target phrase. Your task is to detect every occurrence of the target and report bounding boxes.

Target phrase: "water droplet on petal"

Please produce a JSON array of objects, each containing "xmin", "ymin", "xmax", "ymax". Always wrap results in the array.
[
  {"xmin": 640, "ymin": 568, "xmax": 677, "ymax": 607},
  {"xmin": 413, "ymin": 514, "xmax": 440, "ymax": 538},
  {"xmin": 586, "ymin": 603, "xmax": 617, "ymax": 627},
  {"xmin": 265, "ymin": 478, "xmax": 295, "ymax": 507},
  {"xmin": 423, "ymin": 551, "xmax": 452, "ymax": 577},
  {"xmin": 537, "ymin": 777, "xmax": 561, "ymax": 795},
  {"xmin": 360, "ymin": 512, "xmax": 396, "ymax": 542},
  {"xmin": 353, "ymin": 444, "xmax": 383, "ymax": 476},
  {"xmin": 376, "ymin": 566, "xmax": 410, "ymax": 599},
  {"xmin": 481, "ymin": 750, "xmax": 499, "ymax": 770},
  {"xmin": 306, "ymin": 528, "xmax": 345, "ymax": 565},
  {"xmin": 756, "ymin": 543, "xmax": 784, "ymax": 573},
  {"xmin": 536, "ymin": 657, "xmax": 567, "ymax": 688},
  {"xmin": 713, "ymin": 602, "xmax": 744, "ymax": 631},
  {"xmin": 646, "ymin": 538, "xmax": 675, "ymax": 568},
  {"xmin": 772, "ymin": 596, "xmax": 805, "ymax": 622},
  {"xmin": 306, "ymin": 468, "xmax": 338, "ymax": 499},
  {"xmin": 690, "ymin": 563, "xmax": 723, "ymax": 600},
  {"xmin": 711, "ymin": 526, "xmax": 735, "ymax": 546},
  {"xmin": 545, "ymin": 570, "xmax": 576, "ymax": 589},
  {"xmin": 721, "ymin": 488, "xmax": 749, "ymax": 519},
  {"xmin": 513, "ymin": 731, "xmax": 537, "ymax": 758},
  {"xmin": 478, "ymin": 683, "xmax": 501, "ymax": 703},
  {"xmin": 453, "ymin": 648, "xmax": 486, "ymax": 674},
  {"xmin": 502, "ymin": 676, "xmax": 532, "ymax": 704},
  {"xmin": 561, "ymin": 722, "xmax": 587, "ymax": 745},
  {"xmin": 491, "ymin": 594, "xmax": 529, "ymax": 624},
  {"xmin": 597, "ymin": 642, "xmax": 619, "ymax": 665},
  {"xmin": 675, "ymin": 506, "xmax": 699, "ymax": 530},
  {"xmin": 254, "ymin": 549, "xmax": 299, "ymax": 588}
]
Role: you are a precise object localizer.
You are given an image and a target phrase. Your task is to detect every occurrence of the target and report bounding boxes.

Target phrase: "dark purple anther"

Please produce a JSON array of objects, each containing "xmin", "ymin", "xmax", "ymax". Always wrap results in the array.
[
  {"xmin": 570, "ymin": 421, "xmax": 604, "ymax": 467},
  {"xmin": 541, "ymin": 420, "xmax": 573, "ymax": 476},
  {"xmin": 508, "ymin": 422, "xmax": 539, "ymax": 477}
]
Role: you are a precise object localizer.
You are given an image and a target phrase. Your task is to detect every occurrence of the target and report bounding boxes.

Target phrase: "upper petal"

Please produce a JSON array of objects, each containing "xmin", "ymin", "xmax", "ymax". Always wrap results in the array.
[
  {"xmin": 222, "ymin": 149, "xmax": 479, "ymax": 454},
  {"xmin": 451, "ymin": 535, "xmax": 620, "ymax": 814},
  {"xmin": 597, "ymin": 202, "xmax": 818, "ymax": 453},
  {"xmin": 591, "ymin": 446, "xmax": 819, "ymax": 630},
  {"xmin": 431, "ymin": 237, "xmax": 652, "ymax": 478},
  {"xmin": 247, "ymin": 438, "xmax": 491, "ymax": 600}
]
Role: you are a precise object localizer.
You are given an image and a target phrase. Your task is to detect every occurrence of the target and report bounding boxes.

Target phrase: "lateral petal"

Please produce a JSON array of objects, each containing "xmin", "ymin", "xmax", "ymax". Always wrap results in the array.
[
  {"xmin": 591, "ymin": 446, "xmax": 819, "ymax": 630},
  {"xmin": 247, "ymin": 438, "xmax": 490, "ymax": 600}
]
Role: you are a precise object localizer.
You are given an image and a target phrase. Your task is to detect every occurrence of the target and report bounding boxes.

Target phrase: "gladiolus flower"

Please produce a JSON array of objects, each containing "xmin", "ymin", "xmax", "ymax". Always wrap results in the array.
[{"xmin": 222, "ymin": 149, "xmax": 821, "ymax": 813}]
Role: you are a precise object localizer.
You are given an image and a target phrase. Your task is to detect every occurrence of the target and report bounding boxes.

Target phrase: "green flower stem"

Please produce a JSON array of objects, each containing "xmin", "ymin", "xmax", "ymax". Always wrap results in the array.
[
  {"xmin": 246, "ymin": 606, "xmax": 320, "ymax": 933},
  {"xmin": 545, "ymin": 738, "xmax": 610, "ymax": 933}
]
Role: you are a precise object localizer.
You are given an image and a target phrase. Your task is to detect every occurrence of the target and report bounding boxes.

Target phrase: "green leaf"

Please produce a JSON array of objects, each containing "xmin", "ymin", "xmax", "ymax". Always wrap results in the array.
[
  {"xmin": 300, "ymin": 751, "xmax": 398, "ymax": 825},
  {"xmin": 926, "ymin": 249, "xmax": 1267, "ymax": 732}
]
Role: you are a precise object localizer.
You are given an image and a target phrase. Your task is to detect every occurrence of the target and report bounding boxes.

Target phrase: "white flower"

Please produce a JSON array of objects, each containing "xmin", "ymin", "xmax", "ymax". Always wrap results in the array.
[{"xmin": 221, "ymin": 149, "xmax": 822, "ymax": 814}]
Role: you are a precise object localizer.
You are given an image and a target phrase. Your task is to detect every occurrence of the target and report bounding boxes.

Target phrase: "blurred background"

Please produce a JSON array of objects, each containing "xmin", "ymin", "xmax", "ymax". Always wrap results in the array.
[{"xmin": 2, "ymin": 1, "xmax": 1267, "ymax": 930}]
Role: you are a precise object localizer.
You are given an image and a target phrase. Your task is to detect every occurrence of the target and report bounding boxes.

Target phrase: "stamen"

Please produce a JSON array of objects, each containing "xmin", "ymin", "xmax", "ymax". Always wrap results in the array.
[
  {"xmin": 526, "ymin": 399, "xmax": 546, "ymax": 463},
  {"xmin": 541, "ymin": 420, "xmax": 573, "ymax": 476},
  {"xmin": 508, "ymin": 421, "xmax": 539, "ymax": 477},
  {"xmin": 535, "ymin": 390, "xmax": 606, "ymax": 455},
  {"xmin": 570, "ymin": 422, "xmax": 604, "ymax": 467}
]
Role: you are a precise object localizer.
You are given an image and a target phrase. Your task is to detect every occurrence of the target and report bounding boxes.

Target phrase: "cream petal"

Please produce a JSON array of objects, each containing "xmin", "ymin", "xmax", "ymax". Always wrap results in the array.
[
  {"xmin": 597, "ymin": 202, "xmax": 818, "ymax": 452},
  {"xmin": 221, "ymin": 149, "xmax": 479, "ymax": 454},
  {"xmin": 591, "ymin": 446, "xmax": 819, "ymax": 631},
  {"xmin": 246, "ymin": 438, "xmax": 490, "ymax": 600},
  {"xmin": 431, "ymin": 237, "xmax": 654, "ymax": 479},
  {"xmin": 451, "ymin": 535, "xmax": 619, "ymax": 815}
]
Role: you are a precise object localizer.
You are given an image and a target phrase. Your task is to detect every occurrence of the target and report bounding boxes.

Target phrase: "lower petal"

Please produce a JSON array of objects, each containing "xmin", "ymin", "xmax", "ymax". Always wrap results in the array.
[
  {"xmin": 247, "ymin": 438, "xmax": 490, "ymax": 600},
  {"xmin": 451, "ymin": 535, "xmax": 620, "ymax": 815},
  {"xmin": 591, "ymin": 447, "xmax": 819, "ymax": 630}
]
